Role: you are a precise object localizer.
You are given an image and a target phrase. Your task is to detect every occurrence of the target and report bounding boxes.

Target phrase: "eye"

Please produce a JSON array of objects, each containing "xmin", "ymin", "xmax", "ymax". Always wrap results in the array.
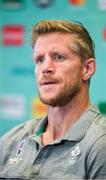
[
  {"xmin": 54, "ymin": 53, "xmax": 65, "ymax": 61},
  {"xmin": 36, "ymin": 56, "xmax": 44, "ymax": 64}
]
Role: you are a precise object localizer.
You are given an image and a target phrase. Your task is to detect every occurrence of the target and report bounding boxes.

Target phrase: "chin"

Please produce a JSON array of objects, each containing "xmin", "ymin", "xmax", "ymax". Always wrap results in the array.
[
  {"xmin": 39, "ymin": 96, "xmax": 71, "ymax": 107},
  {"xmin": 39, "ymin": 97, "xmax": 56, "ymax": 106}
]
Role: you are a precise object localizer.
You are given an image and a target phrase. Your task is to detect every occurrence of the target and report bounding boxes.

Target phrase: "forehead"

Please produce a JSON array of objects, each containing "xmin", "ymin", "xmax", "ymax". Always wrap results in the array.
[{"xmin": 34, "ymin": 32, "xmax": 75, "ymax": 51}]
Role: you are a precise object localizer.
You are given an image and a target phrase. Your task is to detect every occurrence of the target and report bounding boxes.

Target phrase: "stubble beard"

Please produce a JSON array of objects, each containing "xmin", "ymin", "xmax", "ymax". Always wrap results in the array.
[{"xmin": 38, "ymin": 79, "xmax": 82, "ymax": 107}]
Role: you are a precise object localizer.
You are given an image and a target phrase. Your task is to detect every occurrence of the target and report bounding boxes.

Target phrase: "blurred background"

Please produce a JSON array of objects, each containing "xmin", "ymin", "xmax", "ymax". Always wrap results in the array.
[{"xmin": 0, "ymin": 0, "xmax": 106, "ymax": 136}]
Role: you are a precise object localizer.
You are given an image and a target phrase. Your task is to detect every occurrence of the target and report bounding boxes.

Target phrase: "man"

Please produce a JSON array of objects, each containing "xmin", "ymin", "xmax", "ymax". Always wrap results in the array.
[{"xmin": 0, "ymin": 19, "xmax": 106, "ymax": 179}]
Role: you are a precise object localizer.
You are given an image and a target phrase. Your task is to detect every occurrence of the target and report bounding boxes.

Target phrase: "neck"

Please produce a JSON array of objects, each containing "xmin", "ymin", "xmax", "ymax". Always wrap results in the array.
[{"xmin": 42, "ymin": 90, "xmax": 90, "ymax": 145}]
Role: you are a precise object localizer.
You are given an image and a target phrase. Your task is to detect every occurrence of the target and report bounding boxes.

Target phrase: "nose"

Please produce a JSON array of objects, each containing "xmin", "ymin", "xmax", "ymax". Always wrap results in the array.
[{"xmin": 42, "ymin": 56, "xmax": 55, "ymax": 74}]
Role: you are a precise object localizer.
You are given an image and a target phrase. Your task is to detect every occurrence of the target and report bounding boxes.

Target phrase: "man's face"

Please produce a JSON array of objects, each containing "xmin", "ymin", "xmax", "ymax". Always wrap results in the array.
[{"xmin": 33, "ymin": 32, "xmax": 85, "ymax": 107}]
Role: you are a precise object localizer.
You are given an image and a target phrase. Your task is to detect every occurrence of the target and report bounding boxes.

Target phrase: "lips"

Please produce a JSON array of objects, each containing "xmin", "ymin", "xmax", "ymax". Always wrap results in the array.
[
  {"xmin": 39, "ymin": 78, "xmax": 59, "ymax": 86},
  {"xmin": 41, "ymin": 81, "xmax": 58, "ymax": 85}
]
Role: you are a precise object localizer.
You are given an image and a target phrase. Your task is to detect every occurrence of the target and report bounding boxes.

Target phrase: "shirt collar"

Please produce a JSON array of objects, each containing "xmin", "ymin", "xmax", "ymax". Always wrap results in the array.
[
  {"xmin": 34, "ymin": 106, "xmax": 100, "ymax": 142},
  {"xmin": 63, "ymin": 106, "xmax": 100, "ymax": 142},
  {"xmin": 35, "ymin": 116, "xmax": 48, "ymax": 137}
]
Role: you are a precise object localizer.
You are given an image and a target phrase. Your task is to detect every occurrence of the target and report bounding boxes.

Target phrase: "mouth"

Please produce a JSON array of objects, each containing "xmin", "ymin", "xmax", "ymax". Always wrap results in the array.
[{"xmin": 41, "ymin": 81, "xmax": 58, "ymax": 85}]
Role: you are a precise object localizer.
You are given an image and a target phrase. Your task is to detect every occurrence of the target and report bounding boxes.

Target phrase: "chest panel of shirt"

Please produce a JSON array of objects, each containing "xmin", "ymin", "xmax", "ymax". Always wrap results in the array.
[
  {"xmin": 1, "ymin": 138, "xmax": 86, "ymax": 179},
  {"xmin": 29, "ymin": 140, "xmax": 87, "ymax": 179}
]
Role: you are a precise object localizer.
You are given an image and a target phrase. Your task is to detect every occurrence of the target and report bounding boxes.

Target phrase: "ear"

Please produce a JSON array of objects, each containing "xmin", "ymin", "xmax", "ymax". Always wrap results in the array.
[{"xmin": 82, "ymin": 58, "xmax": 96, "ymax": 81}]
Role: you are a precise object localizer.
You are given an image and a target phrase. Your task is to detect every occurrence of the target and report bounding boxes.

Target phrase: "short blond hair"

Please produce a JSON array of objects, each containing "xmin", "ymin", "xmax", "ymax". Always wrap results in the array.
[{"xmin": 31, "ymin": 19, "xmax": 95, "ymax": 62}]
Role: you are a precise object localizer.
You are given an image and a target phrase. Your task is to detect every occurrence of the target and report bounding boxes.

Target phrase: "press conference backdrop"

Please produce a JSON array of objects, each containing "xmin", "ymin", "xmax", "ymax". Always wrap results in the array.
[{"xmin": 0, "ymin": 0, "xmax": 106, "ymax": 136}]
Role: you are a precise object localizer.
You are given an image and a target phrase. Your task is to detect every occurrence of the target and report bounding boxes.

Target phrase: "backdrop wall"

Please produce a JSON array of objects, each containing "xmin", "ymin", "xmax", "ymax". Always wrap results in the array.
[{"xmin": 0, "ymin": 0, "xmax": 106, "ymax": 136}]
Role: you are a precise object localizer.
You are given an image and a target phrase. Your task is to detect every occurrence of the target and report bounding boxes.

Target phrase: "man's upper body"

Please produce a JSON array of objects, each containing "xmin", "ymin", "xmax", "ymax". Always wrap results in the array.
[
  {"xmin": 0, "ymin": 19, "xmax": 106, "ymax": 179},
  {"xmin": 0, "ymin": 106, "xmax": 106, "ymax": 179}
]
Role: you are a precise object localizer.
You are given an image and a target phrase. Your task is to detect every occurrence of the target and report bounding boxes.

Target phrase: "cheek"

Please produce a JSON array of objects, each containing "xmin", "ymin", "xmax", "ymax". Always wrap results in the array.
[
  {"xmin": 35, "ymin": 66, "xmax": 40, "ymax": 77},
  {"xmin": 65, "ymin": 68, "xmax": 82, "ymax": 84},
  {"xmin": 34, "ymin": 68, "xmax": 40, "ymax": 85},
  {"xmin": 34, "ymin": 67, "xmax": 37, "ymax": 77},
  {"xmin": 35, "ymin": 65, "xmax": 43, "ymax": 77}
]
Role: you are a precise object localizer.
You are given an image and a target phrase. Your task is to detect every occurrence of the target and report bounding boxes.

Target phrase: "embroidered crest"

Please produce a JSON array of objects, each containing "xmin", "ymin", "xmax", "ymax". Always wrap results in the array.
[
  {"xmin": 68, "ymin": 145, "xmax": 81, "ymax": 165},
  {"xmin": 71, "ymin": 145, "xmax": 81, "ymax": 158},
  {"xmin": 9, "ymin": 139, "xmax": 26, "ymax": 165},
  {"xmin": 16, "ymin": 139, "xmax": 26, "ymax": 156}
]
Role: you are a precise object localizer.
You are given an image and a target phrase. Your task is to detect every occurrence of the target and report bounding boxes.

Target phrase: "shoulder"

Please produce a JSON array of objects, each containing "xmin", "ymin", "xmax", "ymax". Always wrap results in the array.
[
  {"xmin": 0, "ymin": 117, "xmax": 43, "ymax": 166},
  {"xmin": 0, "ymin": 117, "xmax": 42, "ymax": 147},
  {"xmin": 88, "ymin": 113, "xmax": 106, "ymax": 152},
  {"xmin": 85, "ymin": 113, "xmax": 106, "ymax": 145},
  {"xmin": 81, "ymin": 112, "xmax": 106, "ymax": 160},
  {"xmin": 82, "ymin": 113, "xmax": 106, "ymax": 179},
  {"xmin": 86, "ymin": 134, "xmax": 106, "ymax": 179}
]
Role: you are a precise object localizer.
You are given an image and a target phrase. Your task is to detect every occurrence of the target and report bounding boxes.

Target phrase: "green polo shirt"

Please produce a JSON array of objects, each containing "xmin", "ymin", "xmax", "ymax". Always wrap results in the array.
[{"xmin": 0, "ymin": 106, "xmax": 106, "ymax": 179}]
